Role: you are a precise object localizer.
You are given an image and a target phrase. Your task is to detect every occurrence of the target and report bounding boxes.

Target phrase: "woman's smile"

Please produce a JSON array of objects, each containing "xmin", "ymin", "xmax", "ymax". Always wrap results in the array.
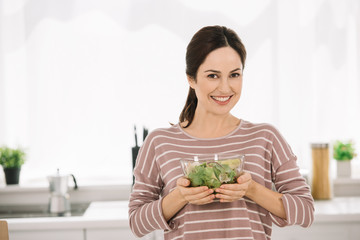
[{"xmin": 210, "ymin": 95, "xmax": 234, "ymax": 105}]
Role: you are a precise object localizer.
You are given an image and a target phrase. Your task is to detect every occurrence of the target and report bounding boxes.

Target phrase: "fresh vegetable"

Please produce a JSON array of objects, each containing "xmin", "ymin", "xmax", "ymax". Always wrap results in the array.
[{"xmin": 185, "ymin": 158, "xmax": 241, "ymax": 189}]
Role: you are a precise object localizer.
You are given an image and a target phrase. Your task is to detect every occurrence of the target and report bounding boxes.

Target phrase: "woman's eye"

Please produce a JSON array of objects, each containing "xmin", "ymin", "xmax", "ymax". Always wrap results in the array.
[
  {"xmin": 207, "ymin": 74, "xmax": 218, "ymax": 79},
  {"xmin": 230, "ymin": 73, "xmax": 241, "ymax": 78}
]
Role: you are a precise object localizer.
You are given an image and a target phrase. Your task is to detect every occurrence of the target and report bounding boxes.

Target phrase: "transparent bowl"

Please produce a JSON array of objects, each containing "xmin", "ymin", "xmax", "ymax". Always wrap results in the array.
[{"xmin": 180, "ymin": 153, "xmax": 244, "ymax": 189}]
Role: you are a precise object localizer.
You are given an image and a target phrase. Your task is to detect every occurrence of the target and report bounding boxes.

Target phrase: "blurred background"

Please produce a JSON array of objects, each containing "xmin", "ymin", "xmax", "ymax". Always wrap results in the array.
[{"xmin": 0, "ymin": 0, "xmax": 359, "ymax": 185}]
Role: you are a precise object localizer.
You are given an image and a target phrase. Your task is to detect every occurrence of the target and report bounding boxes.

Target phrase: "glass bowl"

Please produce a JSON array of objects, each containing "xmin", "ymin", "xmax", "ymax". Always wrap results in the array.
[{"xmin": 180, "ymin": 153, "xmax": 244, "ymax": 189}]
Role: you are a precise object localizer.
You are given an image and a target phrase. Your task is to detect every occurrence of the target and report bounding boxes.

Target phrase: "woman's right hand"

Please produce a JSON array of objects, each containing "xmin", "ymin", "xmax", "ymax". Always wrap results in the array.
[
  {"xmin": 176, "ymin": 177, "xmax": 215, "ymax": 205},
  {"xmin": 162, "ymin": 177, "xmax": 215, "ymax": 221}
]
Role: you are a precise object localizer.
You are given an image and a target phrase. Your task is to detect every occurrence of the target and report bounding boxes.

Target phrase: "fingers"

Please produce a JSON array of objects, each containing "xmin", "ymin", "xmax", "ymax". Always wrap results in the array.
[
  {"xmin": 237, "ymin": 172, "xmax": 252, "ymax": 184},
  {"xmin": 176, "ymin": 177, "xmax": 215, "ymax": 205},
  {"xmin": 187, "ymin": 188, "xmax": 215, "ymax": 205},
  {"xmin": 215, "ymin": 188, "xmax": 245, "ymax": 202},
  {"xmin": 177, "ymin": 177, "xmax": 190, "ymax": 187},
  {"xmin": 215, "ymin": 172, "xmax": 253, "ymax": 203},
  {"xmin": 176, "ymin": 174, "xmax": 253, "ymax": 205}
]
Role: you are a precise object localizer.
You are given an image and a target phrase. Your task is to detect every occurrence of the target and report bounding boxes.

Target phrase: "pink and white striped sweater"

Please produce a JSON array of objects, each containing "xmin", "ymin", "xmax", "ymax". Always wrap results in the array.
[{"xmin": 128, "ymin": 120, "xmax": 314, "ymax": 240}]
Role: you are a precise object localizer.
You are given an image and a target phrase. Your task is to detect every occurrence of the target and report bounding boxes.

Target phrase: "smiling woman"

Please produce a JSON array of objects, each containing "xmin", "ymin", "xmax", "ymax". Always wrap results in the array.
[
  {"xmin": 180, "ymin": 26, "xmax": 246, "ymax": 130},
  {"xmin": 129, "ymin": 25, "xmax": 314, "ymax": 240},
  {"xmin": 185, "ymin": 46, "xmax": 244, "ymax": 137}
]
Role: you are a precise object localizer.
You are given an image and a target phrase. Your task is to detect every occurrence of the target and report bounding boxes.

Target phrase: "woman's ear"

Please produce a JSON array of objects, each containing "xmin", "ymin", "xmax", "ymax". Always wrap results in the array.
[{"xmin": 187, "ymin": 75, "xmax": 195, "ymax": 89}]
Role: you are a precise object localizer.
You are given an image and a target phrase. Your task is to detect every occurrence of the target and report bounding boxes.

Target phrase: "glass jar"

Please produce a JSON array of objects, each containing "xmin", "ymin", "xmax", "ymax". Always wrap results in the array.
[{"xmin": 311, "ymin": 143, "xmax": 331, "ymax": 200}]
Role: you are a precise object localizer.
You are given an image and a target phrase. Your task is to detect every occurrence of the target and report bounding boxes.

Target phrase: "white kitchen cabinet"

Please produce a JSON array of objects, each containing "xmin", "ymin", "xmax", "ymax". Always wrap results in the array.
[
  {"xmin": 272, "ymin": 222, "xmax": 360, "ymax": 240},
  {"xmin": 86, "ymin": 228, "xmax": 156, "ymax": 240},
  {"xmin": 9, "ymin": 229, "xmax": 84, "ymax": 240},
  {"xmin": 86, "ymin": 228, "xmax": 137, "ymax": 240},
  {"xmin": 6, "ymin": 199, "xmax": 360, "ymax": 240}
]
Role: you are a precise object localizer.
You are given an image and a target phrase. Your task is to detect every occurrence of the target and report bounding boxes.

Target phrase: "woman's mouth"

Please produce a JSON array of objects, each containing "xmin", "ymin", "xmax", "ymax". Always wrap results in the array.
[{"xmin": 211, "ymin": 95, "xmax": 233, "ymax": 105}]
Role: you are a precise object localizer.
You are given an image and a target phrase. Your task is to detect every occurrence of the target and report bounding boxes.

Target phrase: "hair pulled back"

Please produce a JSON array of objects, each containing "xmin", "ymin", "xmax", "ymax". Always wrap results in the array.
[{"xmin": 179, "ymin": 25, "xmax": 247, "ymax": 128}]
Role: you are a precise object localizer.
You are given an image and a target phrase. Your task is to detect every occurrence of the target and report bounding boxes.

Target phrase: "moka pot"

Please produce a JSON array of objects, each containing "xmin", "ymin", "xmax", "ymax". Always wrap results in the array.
[{"xmin": 47, "ymin": 169, "xmax": 78, "ymax": 215}]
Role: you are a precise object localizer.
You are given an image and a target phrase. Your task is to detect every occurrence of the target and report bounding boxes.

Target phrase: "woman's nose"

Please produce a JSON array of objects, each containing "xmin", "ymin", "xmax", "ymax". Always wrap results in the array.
[{"xmin": 217, "ymin": 78, "xmax": 231, "ymax": 92}]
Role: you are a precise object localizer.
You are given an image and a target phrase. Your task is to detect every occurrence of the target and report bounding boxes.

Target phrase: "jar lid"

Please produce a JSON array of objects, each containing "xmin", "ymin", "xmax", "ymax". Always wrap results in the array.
[{"xmin": 311, "ymin": 143, "xmax": 329, "ymax": 148}]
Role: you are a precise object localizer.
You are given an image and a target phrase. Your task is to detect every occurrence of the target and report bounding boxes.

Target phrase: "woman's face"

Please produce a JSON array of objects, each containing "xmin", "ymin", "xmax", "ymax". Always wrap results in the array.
[{"xmin": 188, "ymin": 46, "xmax": 243, "ymax": 117}]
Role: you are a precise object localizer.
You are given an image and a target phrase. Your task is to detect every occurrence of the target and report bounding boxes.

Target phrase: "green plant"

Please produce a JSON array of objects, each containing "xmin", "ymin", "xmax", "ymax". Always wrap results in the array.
[
  {"xmin": 333, "ymin": 140, "xmax": 356, "ymax": 161},
  {"xmin": 0, "ymin": 146, "xmax": 26, "ymax": 168}
]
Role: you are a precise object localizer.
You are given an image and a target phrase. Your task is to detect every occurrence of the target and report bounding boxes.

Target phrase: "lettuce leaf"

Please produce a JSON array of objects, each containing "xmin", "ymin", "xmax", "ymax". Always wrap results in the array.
[{"xmin": 186, "ymin": 160, "xmax": 239, "ymax": 189}]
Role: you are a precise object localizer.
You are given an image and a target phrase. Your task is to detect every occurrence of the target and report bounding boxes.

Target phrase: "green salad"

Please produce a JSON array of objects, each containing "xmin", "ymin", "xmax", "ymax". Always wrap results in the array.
[{"xmin": 185, "ymin": 158, "xmax": 241, "ymax": 189}]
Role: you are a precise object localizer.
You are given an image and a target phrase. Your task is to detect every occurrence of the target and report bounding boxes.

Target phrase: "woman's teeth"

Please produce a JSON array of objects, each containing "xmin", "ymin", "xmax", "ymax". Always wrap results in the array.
[{"xmin": 211, "ymin": 96, "xmax": 231, "ymax": 102}]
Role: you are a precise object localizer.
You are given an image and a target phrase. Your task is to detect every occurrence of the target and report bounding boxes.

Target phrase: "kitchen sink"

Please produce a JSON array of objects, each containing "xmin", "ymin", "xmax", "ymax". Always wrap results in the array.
[{"xmin": 0, "ymin": 202, "xmax": 90, "ymax": 219}]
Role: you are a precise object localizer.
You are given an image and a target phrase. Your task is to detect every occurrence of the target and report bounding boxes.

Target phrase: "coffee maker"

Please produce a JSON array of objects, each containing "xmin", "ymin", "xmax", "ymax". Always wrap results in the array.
[{"xmin": 47, "ymin": 169, "xmax": 78, "ymax": 216}]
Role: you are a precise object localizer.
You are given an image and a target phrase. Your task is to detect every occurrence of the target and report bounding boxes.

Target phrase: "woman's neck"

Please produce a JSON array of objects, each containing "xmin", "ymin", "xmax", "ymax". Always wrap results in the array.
[{"xmin": 181, "ymin": 112, "xmax": 240, "ymax": 138}]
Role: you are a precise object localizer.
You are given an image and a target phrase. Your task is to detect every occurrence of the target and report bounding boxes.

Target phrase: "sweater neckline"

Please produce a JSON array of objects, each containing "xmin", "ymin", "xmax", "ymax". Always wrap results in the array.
[{"xmin": 176, "ymin": 119, "xmax": 244, "ymax": 141}]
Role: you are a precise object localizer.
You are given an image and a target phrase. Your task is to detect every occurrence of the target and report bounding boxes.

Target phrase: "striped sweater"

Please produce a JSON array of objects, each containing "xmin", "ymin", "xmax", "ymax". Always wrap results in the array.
[{"xmin": 128, "ymin": 120, "xmax": 314, "ymax": 240}]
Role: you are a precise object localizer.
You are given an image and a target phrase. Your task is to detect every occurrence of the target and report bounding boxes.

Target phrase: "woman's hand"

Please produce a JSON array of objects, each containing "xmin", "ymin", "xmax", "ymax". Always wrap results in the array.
[
  {"xmin": 214, "ymin": 172, "xmax": 253, "ymax": 202},
  {"xmin": 176, "ymin": 177, "xmax": 215, "ymax": 205}
]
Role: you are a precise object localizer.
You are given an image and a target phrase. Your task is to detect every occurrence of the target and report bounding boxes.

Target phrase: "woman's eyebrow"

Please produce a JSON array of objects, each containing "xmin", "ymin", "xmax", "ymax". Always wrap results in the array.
[
  {"xmin": 204, "ymin": 69, "xmax": 221, "ymax": 73},
  {"xmin": 230, "ymin": 68, "xmax": 242, "ymax": 72},
  {"xmin": 204, "ymin": 68, "xmax": 242, "ymax": 73}
]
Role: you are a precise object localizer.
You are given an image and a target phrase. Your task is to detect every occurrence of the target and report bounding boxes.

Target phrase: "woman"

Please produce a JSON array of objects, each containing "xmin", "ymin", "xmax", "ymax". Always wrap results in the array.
[{"xmin": 129, "ymin": 25, "xmax": 314, "ymax": 240}]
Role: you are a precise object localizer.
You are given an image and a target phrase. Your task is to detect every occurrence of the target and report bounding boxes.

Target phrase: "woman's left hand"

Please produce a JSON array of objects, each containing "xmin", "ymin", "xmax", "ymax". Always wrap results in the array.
[{"xmin": 215, "ymin": 172, "xmax": 253, "ymax": 202}]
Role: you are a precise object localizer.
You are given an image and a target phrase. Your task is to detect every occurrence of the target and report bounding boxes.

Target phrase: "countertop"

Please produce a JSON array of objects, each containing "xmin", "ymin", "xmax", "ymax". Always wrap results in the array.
[
  {"xmin": 314, "ymin": 197, "xmax": 360, "ymax": 223},
  {"xmin": 6, "ymin": 197, "xmax": 360, "ymax": 231},
  {"xmin": 6, "ymin": 201, "xmax": 130, "ymax": 231}
]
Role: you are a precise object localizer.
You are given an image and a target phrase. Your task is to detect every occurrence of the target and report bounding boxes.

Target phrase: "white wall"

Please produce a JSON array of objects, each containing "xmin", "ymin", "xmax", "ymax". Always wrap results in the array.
[{"xmin": 0, "ymin": 0, "xmax": 359, "ymax": 185}]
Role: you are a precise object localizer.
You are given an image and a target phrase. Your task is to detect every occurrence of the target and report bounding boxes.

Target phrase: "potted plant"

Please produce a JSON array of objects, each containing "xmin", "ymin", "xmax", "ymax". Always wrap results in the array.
[
  {"xmin": 0, "ymin": 146, "xmax": 26, "ymax": 185},
  {"xmin": 333, "ymin": 140, "xmax": 356, "ymax": 178}
]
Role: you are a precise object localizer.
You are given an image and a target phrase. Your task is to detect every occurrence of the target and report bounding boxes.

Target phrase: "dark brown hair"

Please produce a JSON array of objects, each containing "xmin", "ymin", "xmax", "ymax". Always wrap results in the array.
[{"xmin": 179, "ymin": 25, "xmax": 247, "ymax": 128}]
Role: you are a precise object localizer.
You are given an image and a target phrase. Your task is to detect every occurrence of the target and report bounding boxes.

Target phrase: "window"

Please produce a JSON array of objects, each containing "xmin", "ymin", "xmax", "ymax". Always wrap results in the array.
[{"xmin": 1, "ymin": 0, "xmax": 359, "ymax": 185}]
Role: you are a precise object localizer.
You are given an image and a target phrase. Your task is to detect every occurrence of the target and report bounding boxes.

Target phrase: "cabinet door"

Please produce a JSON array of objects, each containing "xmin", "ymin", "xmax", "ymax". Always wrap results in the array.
[
  {"xmin": 272, "ymin": 223, "xmax": 358, "ymax": 240},
  {"xmin": 9, "ymin": 229, "xmax": 84, "ymax": 240},
  {"xmin": 86, "ymin": 228, "xmax": 155, "ymax": 240}
]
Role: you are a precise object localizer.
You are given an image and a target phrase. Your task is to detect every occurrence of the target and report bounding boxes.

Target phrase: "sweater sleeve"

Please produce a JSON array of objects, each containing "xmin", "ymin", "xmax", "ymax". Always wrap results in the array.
[
  {"xmin": 128, "ymin": 131, "xmax": 175, "ymax": 238},
  {"xmin": 268, "ymin": 126, "xmax": 315, "ymax": 228}
]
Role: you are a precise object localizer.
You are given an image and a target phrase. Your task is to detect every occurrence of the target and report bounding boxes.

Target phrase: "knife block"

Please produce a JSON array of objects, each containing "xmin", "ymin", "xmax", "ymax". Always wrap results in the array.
[{"xmin": 132, "ymin": 146, "xmax": 140, "ymax": 185}]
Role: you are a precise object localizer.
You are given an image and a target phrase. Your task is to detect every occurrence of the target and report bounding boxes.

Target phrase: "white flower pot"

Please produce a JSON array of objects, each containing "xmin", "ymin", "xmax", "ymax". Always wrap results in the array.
[{"xmin": 336, "ymin": 160, "xmax": 351, "ymax": 178}]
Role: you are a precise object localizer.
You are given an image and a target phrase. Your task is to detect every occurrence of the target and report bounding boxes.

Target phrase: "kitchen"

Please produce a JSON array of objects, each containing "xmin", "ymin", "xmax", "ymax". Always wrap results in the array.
[{"xmin": 1, "ymin": 0, "xmax": 360, "ymax": 239}]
